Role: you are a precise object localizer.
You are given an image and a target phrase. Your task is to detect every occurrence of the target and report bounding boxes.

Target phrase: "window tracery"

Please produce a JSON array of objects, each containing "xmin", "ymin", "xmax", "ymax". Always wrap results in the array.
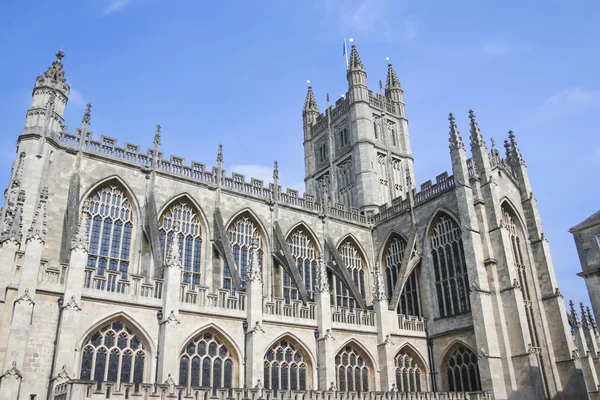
[
  {"xmin": 337, "ymin": 158, "xmax": 354, "ymax": 209},
  {"xmin": 179, "ymin": 332, "xmax": 234, "ymax": 389},
  {"xmin": 84, "ymin": 184, "xmax": 133, "ymax": 293},
  {"xmin": 383, "ymin": 235, "xmax": 421, "ymax": 317},
  {"xmin": 445, "ymin": 345, "xmax": 481, "ymax": 392},
  {"xmin": 80, "ymin": 320, "xmax": 146, "ymax": 388},
  {"xmin": 335, "ymin": 345, "xmax": 370, "ymax": 392},
  {"xmin": 377, "ymin": 153, "xmax": 390, "ymax": 205},
  {"xmin": 391, "ymin": 158, "xmax": 403, "ymax": 197},
  {"xmin": 223, "ymin": 215, "xmax": 263, "ymax": 292},
  {"xmin": 430, "ymin": 214, "xmax": 470, "ymax": 318},
  {"xmin": 284, "ymin": 228, "xmax": 319, "ymax": 303},
  {"xmin": 331, "ymin": 240, "xmax": 366, "ymax": 310},
  {"xmin": 395, "ymin": 349, "xmax": 424, "ymax": 392},
  {"xmin": 263, "ymin": 339, "xmax": 309, "ymax": 391},
  {"xmin": 159, "ymin": 199, "xmax": 202, "ymax": 289}
]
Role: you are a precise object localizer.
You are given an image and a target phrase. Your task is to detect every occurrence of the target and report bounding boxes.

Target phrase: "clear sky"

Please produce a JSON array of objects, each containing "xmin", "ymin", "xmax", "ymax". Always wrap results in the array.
[{"xmin": 1, "ymin": 0, "xmax": 598, "ymax": 308}]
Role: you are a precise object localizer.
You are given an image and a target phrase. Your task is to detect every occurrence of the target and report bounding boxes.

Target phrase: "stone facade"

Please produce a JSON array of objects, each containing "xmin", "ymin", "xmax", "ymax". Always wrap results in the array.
[{"xmin": 0, "ymin": 48, "xmax": 589, "ymax": 399}]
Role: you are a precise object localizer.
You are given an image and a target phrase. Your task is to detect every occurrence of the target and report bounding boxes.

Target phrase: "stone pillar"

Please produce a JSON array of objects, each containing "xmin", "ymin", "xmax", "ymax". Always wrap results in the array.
[
  {"xmin": 570, "ymin": 301, "xmax": 600, "ymax": 398},
  {"xmin": 157, "ymin": 224, "xmax": 182, "ymax": 383},
  {"xmin": 314, "ymin": 256, "xmax": 336, "ymax": 390},
  {"xmin": 245, "ymin": 236, "xmax": 265, "ymax": 388},
  {"xmin": 373, "ymin": 262, "xmax": 397, "ymax": 391}
]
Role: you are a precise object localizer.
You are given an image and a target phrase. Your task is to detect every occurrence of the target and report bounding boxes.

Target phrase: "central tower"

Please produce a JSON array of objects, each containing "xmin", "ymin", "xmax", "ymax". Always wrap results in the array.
[{"xmin": 303, "ymin": 45, "xmax": 415, "ymax": 215}]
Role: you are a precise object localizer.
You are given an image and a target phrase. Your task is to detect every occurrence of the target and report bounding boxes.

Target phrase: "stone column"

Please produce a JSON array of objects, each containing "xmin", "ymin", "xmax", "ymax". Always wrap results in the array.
[
  {"xmin": 314, "ymin": 256, "xmax": 336, "ymax": 390},
  {"xmin": 245, "ymin": 236, "xmax": 265, "ymax": 388},
  {"xmin": 373, "ymin": 262, "xmax": 397, "ymax": 391},
  {"xmin": 157, "ymin": 224, "xmax": 182, "ymax": 383}
]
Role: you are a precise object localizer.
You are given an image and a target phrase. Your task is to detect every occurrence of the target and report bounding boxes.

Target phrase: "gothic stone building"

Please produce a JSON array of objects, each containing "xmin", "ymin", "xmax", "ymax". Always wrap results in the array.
[{"xmin": 0, "ymin": 47, "xmax": 589, "ymax": 400}]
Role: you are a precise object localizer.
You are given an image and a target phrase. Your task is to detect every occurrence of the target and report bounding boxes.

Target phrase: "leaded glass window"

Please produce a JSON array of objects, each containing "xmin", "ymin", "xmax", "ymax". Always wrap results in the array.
[
  {"xmin": 284, "ymin": 228, "xmax": 318, "ymax": 303},
  {"xmin": 445, "ymin": 345, "xmax": 481, "ymax": 392},
  {"xmin": 84, "ymin": 184, "xmax": 133, "ymax": 293},
  {"xmin": 159, "ymin": 199, "xmax": 202, "ymax": 289},
  {"xmin": 384, "ymin": 235, "xmax": 421, "ymax": 317},
  {"xmin": 430, "ymin": 215, "xmax": 470, "ymax": 318},
  {"xmin": 264, "ymin": 339, "xmax": 310, "ymax": 391},
  {"xmin": 335, "ymin": 345, "xmax": 369, "ymax": 392},
  {"xmin": 179, "ymin": 332, "xmax": 235, "ymax": 390},
  {"xmin": 223, "ymin": 215, "xmax": 264, "ymax": 292},
  {"xmin": 79, "ymin": 320, "xmax": 146, "ymax": 387},
  {"xmin": 395, "ymin": 348, "xmax": 424, "ymax": 392},
  {"xmin": 330, "ymin": 240, "xmax": 366, "ymax": 310}
]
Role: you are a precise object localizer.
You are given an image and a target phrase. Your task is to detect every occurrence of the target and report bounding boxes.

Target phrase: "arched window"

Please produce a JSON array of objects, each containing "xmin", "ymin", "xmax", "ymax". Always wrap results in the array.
[
  {"xmin": 284, "ymin": 227, "xmax": 319, "ymax": 303},
  {"xmin": 80, "ymin": 320, "xmax": 146, "ymax": 388},
  {"xmin": 383, "ymin": 235, "xmax": 421, "ymax": 317},
  {"xmin": 84, "ymin": 184, "xmax": 133, "ymax": 293},
  {"xmin": 179, "ymin": 331, "xmax": 235, "ymax": 390},
  {"xmin": 335, "ymin": 345, "xmax": 370, "ymax": 392},
  {"xmin": 444, "ymin": 345, "xmax": 481, "ymax": 392},
  {"xmin": 264, "ymin": 339, "xmax": 310, "ymax": 391},
  {"xmin": 331, "ymin": 239, "xmax": 366, "ymax": 310},
  {"xmin": 430, "ymin": 214, "xmax": 470, "ymax": 318},
  {"xmin": 223, "ymin": 214, "xmax": 264, "ymax": 292},
  {"xmin": 395, "ymin": 348, "xmax": 425, "ymax": 392},
  {"xmin": 159, "ymin": 199, "xmax": 202, "ymax": 289}
]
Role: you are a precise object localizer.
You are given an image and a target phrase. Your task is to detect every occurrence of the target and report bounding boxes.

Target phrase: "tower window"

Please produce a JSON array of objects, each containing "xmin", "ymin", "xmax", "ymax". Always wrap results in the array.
[
  {"xmin": 316, "ymin": 143, "xmax": 329, "ymax": 163},
  {"xmin": 338, "ymin": 128, "xmax": 349, "ymax": 148}
]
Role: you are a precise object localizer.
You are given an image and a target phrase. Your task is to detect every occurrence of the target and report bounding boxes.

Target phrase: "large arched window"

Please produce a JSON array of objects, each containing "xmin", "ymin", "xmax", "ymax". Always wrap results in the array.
[
  {"xmin": 335, "ymin": 344, "xmax": 370, "ymax": 392},
  {"xmin": 264, "ymin": 338, "xmax": 311, "ymax": 391},
  {"xmin": 430, "ymin": 214, "xmax": 470, "ymax": 318},
  {"xmin": 330, "ymin": 239, "xmax": 366, "ymax": 310},
  {"xmin": 159, "ymin": 199, "xmax": 202, "ymax": 289},
  {"xmin": 223, "ymin": 214, "xmax": 264, "ymax": 292},
  {"xmin": 395, "ymin": 347, "xmax": 425, "ymax": 392},
  {"xmin": 284, "ymin": 227, "xmax": 319, "ymax": 303},
  {"xmin": 84, "ymin": 184, "xmax": 133, "ymax": 293},
  {"xmin": 179, "ymin": 331, "xmax": 235, "ymax": 390},
  {"xmin": 444, "ymin": 344, "xmax": 481, "ymax": 392},
  {"xmin": 383, "ymin": 235, "xmax": 421, "ymax": 317},
  {"xmin": 80, "ymin": 320, "xmax": 147, "ymax": 388}
]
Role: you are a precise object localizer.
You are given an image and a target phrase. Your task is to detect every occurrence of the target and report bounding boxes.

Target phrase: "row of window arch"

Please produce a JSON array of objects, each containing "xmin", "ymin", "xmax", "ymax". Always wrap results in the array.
[
  {"xmin": 82, "ymin": 180, "xmax": 528, "ymax": 320},
  {"xmin": 80, "ymin": 318, "xmax": 482, "ymax": 393}
]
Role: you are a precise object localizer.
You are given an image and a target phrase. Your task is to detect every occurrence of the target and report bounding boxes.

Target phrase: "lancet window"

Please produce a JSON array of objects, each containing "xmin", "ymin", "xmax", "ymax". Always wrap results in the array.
[
  {"xmin": 335, "ymin": 345, "xmax": 370, "ymax": 392},
  {"xmin": 179, "ymin": 332, "xmax": 234, "ymax": 390},
  {"xmin": 391, "ymin": 158, "xmax": 403, "ymax": 197},
  {"xmin": 284, "ymin": 228, "xmax": 319, "ymax": 303},
  {"xmin": 84, "ymin": 184, "xmax": 133, "ymax": 293},
  {"xmin": 383, "ymin": 235, "xmax": 421, "ymax": 317},
  {"xmin": 430, "ymin": 214, "xmax": 470, "ymax": 318},
  {"xmin": 80, "ymin": 320, "xmax": 146, "ymax": 389},
  {"xmin": 159, "ymin": 199, "xmax": 202, "ymax": 289},
  {"xmin": 445, "ymin": 345, "xmax": 481, "ymax": 392},
  {"xmin": 330, "ymin": 239, "xmax": 366, "ymax": 310},
  {"xmin": 395, "ymin": 348, "xmax": 424, "ymax": 392},
  {"xmin": 264, "ymin": 339, "xmax": 310, "ymax": 391},
  {"xmin": 377, "ymin": 153, "xmax": 390, "ymax": 205},
  {"xmin": 223, "ymin": 215, "xmax": 264, "ymax": 292}
]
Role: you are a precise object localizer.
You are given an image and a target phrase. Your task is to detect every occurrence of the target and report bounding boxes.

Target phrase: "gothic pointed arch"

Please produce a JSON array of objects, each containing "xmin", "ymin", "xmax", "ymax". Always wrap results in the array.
[
  {"xmin": 78, "ymin": 313, "xmax": 153, "ymax": 387},
  {"xmin": 263, "ymin": 333, "xmax": 314, "ymax": 391},
  {"xmin": 334, "ymin": 339, "xmax": 376, "ymax": 392},
  {"xmin": 440, "ymin": 341, "xmax": 481, "ymax": 392},
  {"xmin": 158, "ymin": 194, "xmax": 205, "ymax": 289},
  {"xmin": 428, "ymin": 211, "xmax": 470, "ymax": 318},
  {"xmin": 394, "ymin": 344, "xmax": 427, "ymax": 392},
  {"xmin": 382, "ymin": 231, "xmax": 421, "ymax": 316},
  {"xmin": 81, "ymin": 176, "xmax": 138, "ymax": 293},
  {"xmin": 223, "ymin": 209, "xmax": 268, "ymax": 291},
  {"xmin": 178, "ymin": 324, "xmax": 240, "ymax": 390},
  {"xmin": 157, "ymin": 193, "xmax": 210, "ymax": 237},
  {"xmin": 283, "ymin": 222, "xmax": 321, "ymax": 302},
  {"xmin": 80, "ymin": 175, "xmax": 141, "ymax": 216},
  {"xmin": 332, "ymin": 234, "xmax": 369, "ymax": 310}
]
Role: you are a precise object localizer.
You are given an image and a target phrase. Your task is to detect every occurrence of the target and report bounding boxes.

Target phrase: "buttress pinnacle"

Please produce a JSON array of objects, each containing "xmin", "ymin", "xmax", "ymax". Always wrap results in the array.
[
  {"xmin": 82, "ymin": 103, "xmax": 92, "ymax": 126},
  {"xmin": 468, "ymin": 110, "xmax": 486, "ymax": 150},
  {"xmin": 385, "ymin": 63, "xmax": 401, "ymax": 91},
  {"xmin": 303, "ymin": 86, "xmax": 319, "ymax": 114},
  {"xmin": 448, "ymin": 113, "xmax": 464, "ymax": 150},
  {"xmin": 348, "ymin": 45, "xmax": 365, "ymax": 71},
  {"xmin": 508, "ymin": 130, "xmax": 525, "ymax": 164}
]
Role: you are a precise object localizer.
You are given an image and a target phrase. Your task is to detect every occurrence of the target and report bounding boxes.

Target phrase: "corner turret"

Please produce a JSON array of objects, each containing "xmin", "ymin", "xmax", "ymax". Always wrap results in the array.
[
  {"xmin": 302, "ymin": 85, "xmax": 320, "ymax": 140},
  {"xmin": 346, "ymin": 45, "xmax": 368, "ymax": 103}
]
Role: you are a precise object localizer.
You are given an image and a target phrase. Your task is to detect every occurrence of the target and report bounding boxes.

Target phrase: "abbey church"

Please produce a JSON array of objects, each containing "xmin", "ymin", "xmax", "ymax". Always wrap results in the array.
[{"xmin": 0, "ymin": 46, "xmax": 596, "ymax": 400}]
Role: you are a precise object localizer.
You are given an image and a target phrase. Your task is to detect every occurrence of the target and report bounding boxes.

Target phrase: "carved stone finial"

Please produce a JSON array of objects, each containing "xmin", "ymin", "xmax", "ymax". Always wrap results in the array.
[
  {"xmin": 154, "ymin": 124, "xmax": 161, "ymax": 146},
  {"xmin": 82, "ymin": 103, "xmax": 92, "ymax": 125},
  {"xmin": 273, "ymin": 160, "xmax": 279, "ymax": 181},
  {"xmin": 448, "ymin": 113, "xmax": 464, "ymax": 150},
  {"xmin": 503, "ymin": 139, "xmax": 512, "ymax": 160},
  {"xmin": 570, "ymin": 300, "xmax": 581, "ymax": 327},
  {"xmin": 315, "ymin": 255, "xmax": 330, "ymax": 293},
  {"xmin": 56, "ymin": 50, "xmax": 65, "ymax": 60},
  {"xmin": 217, "ymin": 143, "xmax": 223, "ymax": 164},
  {"xmin": 508, "ymin": 130, "xmax": 525, "ymax": 164},
  {"xmin": 372, "ymin": 262, "xmax": 388, "ymax": 303},
  {"xmin": 303, "ymin": 86, "xmax": 319, "ymax": 113},
  {"xmin": 490, "ymin": 137, "xmax": 500, "ymax": 159},
  {"xmin": 468, "ymin": 109, "xmax": 486, "ymax": 150},
  {"xmin": 71, "ymin": 199, "xmax": 90, "ymax": 251},
  {"xmin": 27, "ymin": 187, "xmax": 48, "ymax": 243},
  {"xmin": 246, "ymin": 234, "xmax": 262, "ymax": 283},
  {"xmin": 165, "ymin": 222, "xmax": 182, "ymax": 269}
]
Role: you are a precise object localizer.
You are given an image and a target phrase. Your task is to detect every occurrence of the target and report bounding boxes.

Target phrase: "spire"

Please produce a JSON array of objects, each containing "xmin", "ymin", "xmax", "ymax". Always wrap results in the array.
[
  {"xmin": 508, "ymin": 130, "xmax": 525, "ymax": 164},
  {"xmin": 385, "ymin": 63, "xmax": 401, "ymax": 91},
  {"xmin": 71, "ymin": 199, "xmax": 90, "ymax": 251},
  {"xmin": 246, "ymin": 234, "xmax": 262, "ymax": 282},
  {"xmin": 448, "ymin": 113, "xmax": 464, "ymax": 150},
  {"xmin": 82, "ymin": 103, "xmax": 92, "ymax": 126},
  {"xmin": 348, "ymin": 45, "xmax": 365, "ymax": 71},
  {"xmin": 315, "ymin": 256, "xmax": 330, "ymax": 293},
  {"xmin": 468, "ymin": 110, "xmax": 486, "ymax": 150},
  {"xmin": 35, "ymin": 50, "xmax": 70, "ymax": 94},
  {"xmin": 165, "ymin": 222, "xmax": 182, "ymax": 269},
  {"xmin": 581, "ymin": 302, "xmax": 592, "ymax": 329},
  {"xmin": 587, "ymin": 306, "xmax": 598, "ymax": 332},
  {"xmin": 372, "ymin": 262, "xmax": 387, "ymax": 302},
  {"xmin": 27, "ymin": 187, "xmax": 49, "ymax": 242},
  {"xmin": 570, "ymin": 300, "xmax": 581, "ymax": 328},
  {"xmin": 303, "ymin": 86, "xmax": 319, "ymax": 114}
]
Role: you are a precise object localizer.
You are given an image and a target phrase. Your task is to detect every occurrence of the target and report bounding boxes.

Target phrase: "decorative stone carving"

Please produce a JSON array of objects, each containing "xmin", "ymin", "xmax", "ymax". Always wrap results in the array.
[
  {"xmin": 54, "ymin": 365, "xmax": 71, "ymax": 384},
  {"xmin": 71, "ymin": 199, "xmax": 89, "ymax": 251},
  {"xmin": 162, "ymin": 310, "xmax": 180, "ymax": 325},
  {"xmin": 251, "ymin": 321, "xmax": 265, "ymax": 334},
  {"xmin": 372, "ymin": 262, "xmax": 388, "ymax": 302},
  {"xmin": 469, "ymin": 281, "xmax": 491, "ymax": 296},
  {"xmin": 62, "ymin": 296, "xmax": 82, "ymax": 312},
  {"xmin": 27, "ymin": 187, "xmax": 49, "ymax": 243},
  {"xmin": 384, "ymin": 334, "xmax": 394, "ymax": 346},
  {"xmin": 328, "ymin": 381, "xmax": 338, "ymax": 391},
  {"xmin": 16, "ymin": 289, "xmax": 35, "ymax": 306},
  {"xmin": 448, "ymin": 113, "xmax": 464, "ymax": 151},
  {"xmin": 254, "ymin": 379, "xmax": 264, "ymax": 389},
  {"xmin": 323, "ymin": 329, "xmax": 335, "ymax": 341},
  {"xmin": 478, "ymin": 347, "xmax": 489, "ymax": 359},
  {"xmin": 165, "ymin": 221, "xmax": 182, "ymax": 269},
  {"xmin": 246, "ymin": 235, "xmax": 262, "ymax": 283},
  {"xmin": 164, "ymin": 374, "xmax": 176, "ymax": 386},
  {"xmin": 1, "ymin": 188, "xmax": 25, "ymax": 244},
  {"xmin": 390, "ymin": 383, "xmax": 399, "ymax": 393},
  {"xmin": 512, "ymin": 278, "xmax": 521, "ymax": 290},
  {"xmin": 0, "ymin": 361, "xmax": 22, "ymax": 380},
  {"xmin": 315, "ymin": 256, "xmax": 329, "ymax": 293}
]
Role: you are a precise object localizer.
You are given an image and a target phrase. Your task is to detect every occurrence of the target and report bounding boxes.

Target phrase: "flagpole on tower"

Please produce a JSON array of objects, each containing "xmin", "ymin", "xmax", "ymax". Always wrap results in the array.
[{"xmin": 343, "ymin": 38, "xmax": 350, "ymax": 69}]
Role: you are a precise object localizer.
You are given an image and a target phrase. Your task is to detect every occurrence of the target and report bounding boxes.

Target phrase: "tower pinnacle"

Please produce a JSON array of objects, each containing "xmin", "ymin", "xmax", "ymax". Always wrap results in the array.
[
  {"xmin": 348, "ymin": 45, "xmax": 365, "ymax": 71},
  {"xmin": 448, "ymin": 113, "xmax": 464, "ymax": 150},
  {"xmin": 303, "ymin": 86, "xmax": 319, "ymax": 114},
  {"xmin": 385, "ymin": 63, "xmax": 401, "ymax": 91},
  {"xmin": 468, "ymin": 110, "xmax": 486, "ymax": 150},
  {"xmin": 508, "ymin": 130, "xmax": 525, "ymax": 164}
]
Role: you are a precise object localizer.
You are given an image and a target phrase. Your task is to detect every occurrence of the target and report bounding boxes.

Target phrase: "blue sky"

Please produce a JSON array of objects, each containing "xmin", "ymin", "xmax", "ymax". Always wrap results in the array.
[{"xmin": 1, "ymin": 0, "xmax": 599, "ymax": 307}]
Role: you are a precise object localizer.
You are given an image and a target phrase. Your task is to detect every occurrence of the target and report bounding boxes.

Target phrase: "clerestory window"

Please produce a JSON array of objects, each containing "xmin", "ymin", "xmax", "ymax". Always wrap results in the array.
[
  {"xmin": 284, "ymin": 228, "xmax": 319, "ymax": 303},
  {"xmin": 223, "ymin": 215, "xmax": 263, "ymax": 293}
]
